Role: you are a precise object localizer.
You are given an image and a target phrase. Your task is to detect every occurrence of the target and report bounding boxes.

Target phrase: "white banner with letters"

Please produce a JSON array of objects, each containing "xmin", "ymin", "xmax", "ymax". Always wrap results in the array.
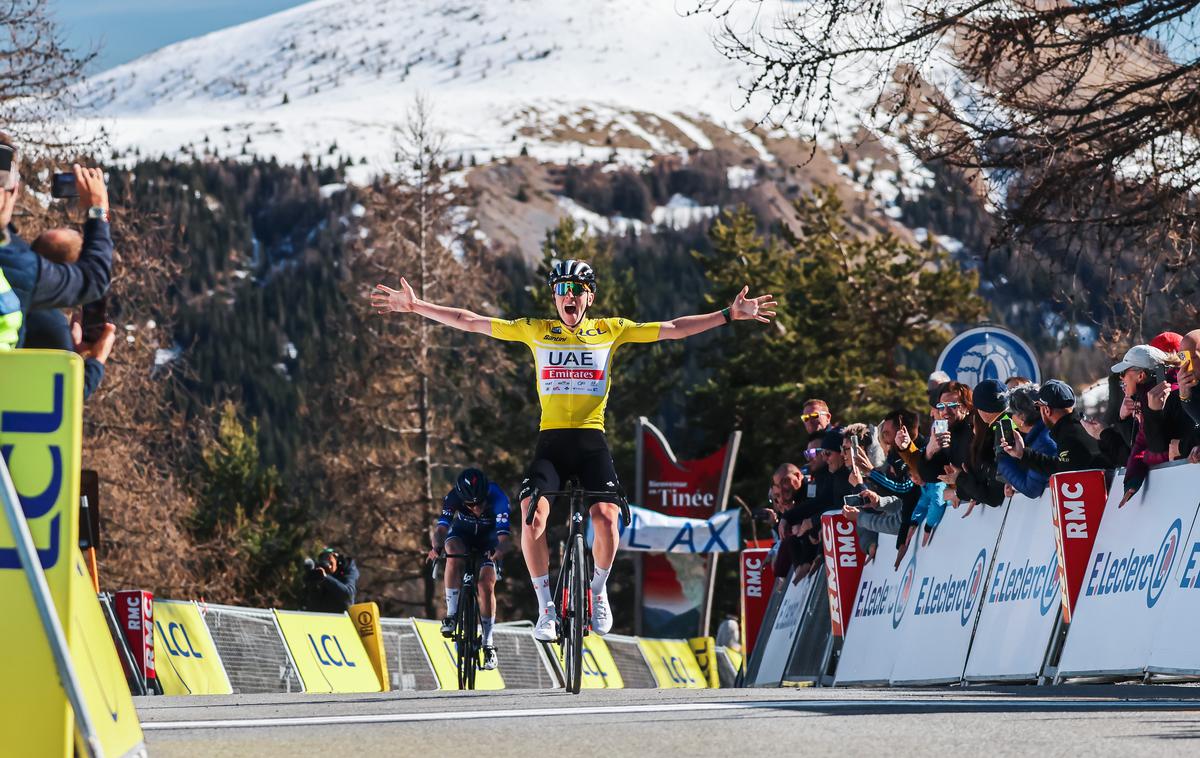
[
  {"xmin": 964, "ymin": 492, "xmax": 1061, "ymax": 681},
  {"xmin": 1147, "ymin": 480, "xmax": 1200, "ymax": 675},
  {"xmin": 834, "ymin": 537, "xmax": 907, "ymax": 685},
  {"xmin": 749, "ymin": 569, "xmax": 817, "ymax": 686},
  {"xmin": 889, "ymin": 501, "xmax": 1007, "ymax": 685},
  {"xmin": 1057, "ymin": 463, "xmax": 1199, "ymax": 677},
  {"xmin": 611, "ymin": 505, "xmax": 740, "ymax": 553}
]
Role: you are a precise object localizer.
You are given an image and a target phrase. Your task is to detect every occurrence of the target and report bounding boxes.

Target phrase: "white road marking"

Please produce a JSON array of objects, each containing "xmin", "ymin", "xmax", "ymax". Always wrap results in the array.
[{"xmin": 141, "ymin": 698, "xmax": 1200, "ymax": 731}]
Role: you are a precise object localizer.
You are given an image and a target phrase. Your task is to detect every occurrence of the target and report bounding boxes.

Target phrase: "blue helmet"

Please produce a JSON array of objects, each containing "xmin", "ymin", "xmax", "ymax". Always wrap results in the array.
[{"xmin": 454, "ymin": 468, "xmax": 490, "ymax": 504}]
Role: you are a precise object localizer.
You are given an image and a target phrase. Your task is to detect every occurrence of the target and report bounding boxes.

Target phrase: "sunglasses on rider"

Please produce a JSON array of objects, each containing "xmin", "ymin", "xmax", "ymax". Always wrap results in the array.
[
  {"xmin": 935, "ymin": 402, "xmax": 961, "ymax": 411},
  {"xmin": 553, "ymin": 281, "xmax": 591, "ymax": 296}
]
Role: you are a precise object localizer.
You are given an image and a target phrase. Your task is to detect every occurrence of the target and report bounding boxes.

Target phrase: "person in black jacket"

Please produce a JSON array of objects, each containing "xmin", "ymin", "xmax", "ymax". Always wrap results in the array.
[
  {"xmin": 302, "ymin": 548, "xmax": 359, "ymax": 614},
  {"xmin": 936, "ymin": 379, "xmax": 1008, "ymax": 510},
  {"xmin": 782, "ymin": 428, "xmax": 854, "ymax": 580},
  {"xmin": 1001, "ymin": 380, "xmax": 1112, "ymax": 474}
]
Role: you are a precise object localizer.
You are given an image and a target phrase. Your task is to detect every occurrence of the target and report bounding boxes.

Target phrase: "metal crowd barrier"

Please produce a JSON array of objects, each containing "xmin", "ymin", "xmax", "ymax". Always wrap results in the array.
[
  {"xmin": 203, "ymin": 603, "xmax": 302, "ymax": 693},
  {"xmin": 604, "ymin": 633, "xmax": 658, "ymax": 688},
  {"xmin": 378, "ymin": 617, "xmax": 439, "ymax": 691}
]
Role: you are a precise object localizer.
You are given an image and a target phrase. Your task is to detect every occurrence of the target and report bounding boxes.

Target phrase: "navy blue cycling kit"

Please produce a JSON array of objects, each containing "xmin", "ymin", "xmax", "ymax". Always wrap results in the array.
[{"xmin": 438, "ymin": 483, "xmax": 511, "ymax": 564}]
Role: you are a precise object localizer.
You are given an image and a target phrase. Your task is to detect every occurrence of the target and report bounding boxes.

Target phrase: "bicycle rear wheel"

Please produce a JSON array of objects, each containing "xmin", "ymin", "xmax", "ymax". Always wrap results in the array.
[{"xmin": 563, "ymin": 533, "xmax": 587, "ymax": 694}]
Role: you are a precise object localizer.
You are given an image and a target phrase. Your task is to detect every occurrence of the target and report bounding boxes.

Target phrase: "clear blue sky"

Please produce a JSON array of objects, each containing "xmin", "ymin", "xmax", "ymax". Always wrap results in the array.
[{"xmin": 53, "ymin": 0, "xmax": 308, "ymax": 72}]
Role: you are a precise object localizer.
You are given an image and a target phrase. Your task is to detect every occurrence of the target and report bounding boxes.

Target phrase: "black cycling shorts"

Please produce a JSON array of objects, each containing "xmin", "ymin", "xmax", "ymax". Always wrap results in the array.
[
  {"xmin": 519, "ymin": 429, "xmax": 622, "ymax": 504},
  {"xmin": 445, "ymin": 525, "xmax": 500, "ymax": 568}
]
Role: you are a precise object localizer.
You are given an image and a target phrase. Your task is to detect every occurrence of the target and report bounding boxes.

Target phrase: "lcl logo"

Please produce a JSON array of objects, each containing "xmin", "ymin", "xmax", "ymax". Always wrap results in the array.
[{"xmin": 1, "ymin": 375, "xmax": 66, "ymax": 570}]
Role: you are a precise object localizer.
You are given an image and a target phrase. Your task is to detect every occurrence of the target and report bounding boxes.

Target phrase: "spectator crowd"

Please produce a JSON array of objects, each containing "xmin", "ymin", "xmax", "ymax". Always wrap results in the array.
[{"xmin": 763, "ymin": 332, "xmax": 1200, "ymax": 580}]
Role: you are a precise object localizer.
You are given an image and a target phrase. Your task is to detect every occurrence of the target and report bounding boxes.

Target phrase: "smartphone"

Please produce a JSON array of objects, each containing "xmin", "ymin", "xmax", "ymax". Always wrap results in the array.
[
  {"xmin": 1154, "ymin": 364, "xmax": 1169, "ymax": 385},
  {"xmin": 0, "ymin": 144, "xmax": 16, "ymax": 190},
  {"xmin": 932, "ymin": 419, "xmax": 949, "ymax": 436},
  {"xmin": 81, "ymin": 298, "xmax": 107, "ymax": 343},
  {"xmin": 843, "ymin": 494, "xmax": 867, "ymax": 507},
  {"xmin": 1183, "ymin": 351, "xmax": 1194, "ymax": 375},
  {"xmin": 998, "ymin": 416, "xmax": 1017, "ymax": 447},
  {"xmin": 849, "ymin": 435, "xmax": 860, "ymax": 454},
  {"xmin": 51, "ymin": 172, "xmax": 78, "ymax": 199}
]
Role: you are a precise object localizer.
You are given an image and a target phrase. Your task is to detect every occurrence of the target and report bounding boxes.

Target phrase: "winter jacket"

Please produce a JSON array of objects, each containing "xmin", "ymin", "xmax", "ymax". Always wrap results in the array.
[
  {"xmin": 303, "ymin": 557, "xmax": 359, "ymax": 613},
  {"xmin": 22, "ymin": 309, "xmax": 104, "ymax": 399},
  {"xmin": 997, "ymin": 421, "xmax": 1056, "ymax": 499},
  {"xmin": 1021, "ymin": 412, "xmax": 1112, "ymax": 476}
]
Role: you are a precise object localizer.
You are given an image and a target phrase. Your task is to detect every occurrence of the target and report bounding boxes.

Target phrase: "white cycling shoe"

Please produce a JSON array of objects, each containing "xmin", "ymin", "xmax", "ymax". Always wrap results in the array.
[
  {"xmin": 591, "ymin": 593, "xmax": 613, "ymax": 636},
  {"xmin": 533, "ymin": 603, "xmax": 558, "ymax": 642}
]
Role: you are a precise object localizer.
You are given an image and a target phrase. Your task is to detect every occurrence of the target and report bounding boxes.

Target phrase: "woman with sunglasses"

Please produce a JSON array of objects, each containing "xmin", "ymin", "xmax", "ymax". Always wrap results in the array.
[
  {"xmin": 922, "ymin": 380, "xmax": 1007, "ymax": 511},
  {"xmin": 372, "ymin": 259, "xmax": 776, "ymax": 640}
]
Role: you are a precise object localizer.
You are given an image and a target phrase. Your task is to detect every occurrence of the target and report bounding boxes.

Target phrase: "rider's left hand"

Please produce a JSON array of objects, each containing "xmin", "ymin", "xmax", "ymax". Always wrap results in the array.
[{"xmin": 730, "ymin": 285, "xmax": 778, "ymax": 323}]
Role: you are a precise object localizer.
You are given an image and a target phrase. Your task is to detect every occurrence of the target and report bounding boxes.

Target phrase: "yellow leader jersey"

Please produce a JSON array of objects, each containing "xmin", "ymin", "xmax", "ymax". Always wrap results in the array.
[{"xmin": 489, "ymin": 316, "xmax": 662, "ymax": 431}]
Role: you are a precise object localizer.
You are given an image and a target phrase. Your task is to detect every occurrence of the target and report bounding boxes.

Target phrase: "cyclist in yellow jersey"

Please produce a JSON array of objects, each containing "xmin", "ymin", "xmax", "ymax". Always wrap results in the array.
[{"xmin": 371, "ymin": 259, "xmax": 776, "ymax": 639}]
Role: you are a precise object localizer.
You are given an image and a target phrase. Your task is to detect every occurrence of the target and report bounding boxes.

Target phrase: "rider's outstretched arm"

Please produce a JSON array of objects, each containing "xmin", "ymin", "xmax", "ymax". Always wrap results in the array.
[
  {"xmin": 656, "ymin": 285, "xmax": 777, "ymax": 341},
  {"xmin": 371, "ymin": 277, "xmax": 492, "ymax": 335}
]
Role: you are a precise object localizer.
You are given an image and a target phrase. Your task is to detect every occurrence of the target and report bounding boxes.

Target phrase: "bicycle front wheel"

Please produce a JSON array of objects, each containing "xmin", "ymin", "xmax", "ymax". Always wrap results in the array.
[
  {"xmin": 457, "ymin": 585, "xmax": 479, "ymax": 690},
  {"xmin": 564, "ymin": 533, "xmax": 587, "ymax": 694}
]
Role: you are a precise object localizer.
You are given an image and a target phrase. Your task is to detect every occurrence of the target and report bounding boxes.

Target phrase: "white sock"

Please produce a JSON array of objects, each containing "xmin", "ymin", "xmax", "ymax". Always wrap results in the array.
[
  {"xmin": 482, "ymin": 616, "xmax": 495, "ymax": 646},
  {"xmin": 591, "ymin": 565, "xmax": 611, "ymax": 597},
  {"xmin": 532, "ymin": 574, "xmax": 552, "ymax": 613},
  {"xmin": 445, "ymin": 588, "xmax": 460, "ymax": 617}
]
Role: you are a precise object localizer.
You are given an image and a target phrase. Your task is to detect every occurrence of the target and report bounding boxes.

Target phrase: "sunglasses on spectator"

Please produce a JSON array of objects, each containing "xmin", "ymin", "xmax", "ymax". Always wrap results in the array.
[
  {"xmin": 800, "ymin": 412, "xmax": 823, "ymax": 421},
  {"xmin": 554, "ymin": 282, "xmax": 591, "ymax": 296},
  {"xmin": 935, "ymin": 402, "xmax": 961, "ymax": 410}
]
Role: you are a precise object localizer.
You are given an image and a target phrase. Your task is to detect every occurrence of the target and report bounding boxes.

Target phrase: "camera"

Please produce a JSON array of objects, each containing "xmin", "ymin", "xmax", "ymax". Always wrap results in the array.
[
  {"xmin": 51, "ymin": 172, "xmax": 78, "ymax": 199},
  {"xmin": 844, "ymin": 494, "xmax": 867, "ymax": 507}
]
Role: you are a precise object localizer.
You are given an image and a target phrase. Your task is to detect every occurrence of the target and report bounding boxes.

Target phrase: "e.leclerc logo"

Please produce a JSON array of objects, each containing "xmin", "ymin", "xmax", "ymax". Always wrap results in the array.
[
  {"xmin": 960, "ymin": 550, "xmax": 988, "ymax": 626},
  {"xmin": 985, "ymin": 550, "xmax": 1061, "ymax": 617},
  {"xmin": 1083, "ymin": 518, "xmax": 1182, "ymax": 609},
  {"xmin": 891, "ymin": 556, "xmax": 917, "ymax": 629}
]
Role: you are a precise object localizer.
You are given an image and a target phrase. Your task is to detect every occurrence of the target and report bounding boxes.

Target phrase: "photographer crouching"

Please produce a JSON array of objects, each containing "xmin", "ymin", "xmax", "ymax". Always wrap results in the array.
[{"xmin": 302, "ymin": 547, "xmax": 359, "ymax": 614}]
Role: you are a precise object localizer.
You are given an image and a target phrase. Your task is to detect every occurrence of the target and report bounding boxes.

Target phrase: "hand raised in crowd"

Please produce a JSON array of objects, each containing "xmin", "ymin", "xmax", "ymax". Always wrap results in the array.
[
  {"xmin": 0, "ymin": 182, "xmax": 17, "ymax": 228},
  {"xmin": 944, "ymin": 488, "xmax": 961, "ymax": 509},
  {"xmin": 1189, "ymin": 446, "xmax": 1200, "ymax": 465},
  {"xmin": 371, "ymin": 278, "xmax": 418, "ymax": 313},
  {"xmin": 960, "ymin": 499, "xmax": 978, "ymax": 519},
  {"xmin": 847, "ymin": 461, "xmax": 863, "ymax": 487},
  {"xmin": 1080, "ymin": 417, "xmax": 1104, "ymax": 440},
  {"xmin": 1179, "ymin": 368, "xmax": 1197, "ymax": 400},
  {"xmin": 1004, "ymin": 483, "xmax": 1016, "ymax": 499},
  {"xmin": 842, "ymin": 504, "xmax": 860, "ymax": 523},
  {"xmin": 729, "ymin": 285, "xmax": 778, "ymax": 323},
  {"xmin": 1147, "ymin": 381, "xmax": 1172, "ymax": 412},
  {"xmin": 859, "ymin": 489, "xmax": 880, "ymax": 508},
  {"xmin": 1118, "ymin": 489, "xmax": 1136, "ymax": 509},
  {"xmin": 894, "ymin": 424, "xmax": 912, "ymax": 450},
  {"xmin": 853, "ymin": 447, "xmax": 874, "ymax": 475},
  {"xmin": 1119, "ymin": 396, "xmax": 1138, "ymax": 420},
  {"xmin": 924, "ymin": 434, "xmax": 942, "ymax": 460},
  {"xmin": 938, "ymin": 463, "xmax": 962, "ymax": 488},
  {"xmin": 70, "ymin": 316, "xmax": 116, "ymax": 364},
  {"xmin": 1000, "ymin": 431, "xmax": 1025, "ymax": 459},
  {"xmin": 74, "ymin": 164, "xmax": 109, "ymax": 213},
  {"xmin": 936, "ymin": 429, "xmax": 952, "ymax": 449},
  {"xmin": 866, "ymin": 542, "xmax": 876, "ymax": 564}
]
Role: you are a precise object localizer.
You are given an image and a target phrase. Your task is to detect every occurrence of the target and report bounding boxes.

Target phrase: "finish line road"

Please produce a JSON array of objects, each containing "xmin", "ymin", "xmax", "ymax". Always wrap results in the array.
[{"xmin": 137, "ymin": 685, "xmax": 1200, "ymax": 757}]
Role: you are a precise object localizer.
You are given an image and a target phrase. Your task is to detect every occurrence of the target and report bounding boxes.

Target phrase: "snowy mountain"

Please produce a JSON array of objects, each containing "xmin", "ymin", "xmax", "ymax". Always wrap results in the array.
[{"xmin": 82, "ymin": 0, "xmax": 869, "ymax": 170}]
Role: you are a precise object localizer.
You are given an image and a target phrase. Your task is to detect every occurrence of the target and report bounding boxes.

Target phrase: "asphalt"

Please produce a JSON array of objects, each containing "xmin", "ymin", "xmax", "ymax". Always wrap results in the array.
[{"xmin": 136, "ymin": 684, "xmax": 1200, "ymax": 757}]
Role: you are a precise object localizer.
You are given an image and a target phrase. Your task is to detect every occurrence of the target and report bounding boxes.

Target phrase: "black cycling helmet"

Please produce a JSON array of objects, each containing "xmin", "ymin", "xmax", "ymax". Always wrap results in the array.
[
  {"xmin": 454, "ymin": 468, "xmax": 490, "ymax": 504},
  {"xmin": 547, "ymin": 259, "xmax": 596, "ymax": 292}
]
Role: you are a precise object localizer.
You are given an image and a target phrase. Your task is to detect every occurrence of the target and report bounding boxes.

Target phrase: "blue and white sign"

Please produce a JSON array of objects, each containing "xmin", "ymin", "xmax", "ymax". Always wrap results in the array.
[
  {"xmin": 605, "ymin": 505, "xmax": 739, "ymax": 553},
  {"xmin": 937, "ymin": 326, "xmax": 1040, "ymax": 386}
]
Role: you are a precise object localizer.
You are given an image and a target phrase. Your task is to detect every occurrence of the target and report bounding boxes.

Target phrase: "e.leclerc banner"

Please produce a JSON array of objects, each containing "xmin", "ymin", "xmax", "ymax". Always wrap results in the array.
[
  {"xmin": 1049, "ymin": 469, "xmax": 1108, "ymax": 623},
  {"xmin": 636, "ymin": 418, "xmax": 732, "ymax": 638},
  {"xmin": 821, "ymin": 512, "xmax": 865, "ymax": 638},
  {"xmin": 1057, "ymin": 463, "xmax": 1197, "ymax": 678}
]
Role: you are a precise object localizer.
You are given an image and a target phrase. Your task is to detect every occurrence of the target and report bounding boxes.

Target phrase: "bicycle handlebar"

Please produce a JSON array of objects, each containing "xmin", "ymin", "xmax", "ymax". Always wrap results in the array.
[{"xmin": 522, "ymin": 486, "xmax": 632, "ymax": 529}]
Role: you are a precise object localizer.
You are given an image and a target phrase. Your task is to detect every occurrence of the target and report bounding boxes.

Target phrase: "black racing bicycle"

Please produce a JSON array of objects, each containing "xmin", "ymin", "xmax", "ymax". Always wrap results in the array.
[
  {"xmin": 435, "ymin": 548, "xmax": 486, "ymax": 690},
  {"xmin": 524, "ymin": 479, "xmax": 631, "ymax": 694}
]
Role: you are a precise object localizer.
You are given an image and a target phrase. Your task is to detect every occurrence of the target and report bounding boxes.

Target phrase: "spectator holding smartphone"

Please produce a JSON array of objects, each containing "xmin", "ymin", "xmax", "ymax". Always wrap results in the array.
[
  {"xmin": 997, "ymin": 384, "xmax": 1057, "ymax": 499},
  {"xmin": 935, "ymin": 379, "xmax": 1008, "ymax": 510},
  {"xmin": 1001, "ymin": 379, "xmax": 1113, "ymax": 475},
  {"xmin": 0, "ymin": 133, "xmax": 113, "ymax": 347}
]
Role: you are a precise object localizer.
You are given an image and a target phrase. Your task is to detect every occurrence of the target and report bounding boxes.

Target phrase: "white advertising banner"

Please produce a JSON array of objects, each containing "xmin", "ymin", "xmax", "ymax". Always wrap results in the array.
[
  {"xmin": 889, "ymin": 501, "xmax": 1007, "ymax": 685},
  {"xmin": 834, "ymin": 537, "xmax": 907, "ymax": 685},
  {"xmin": 749, "ymin": 569, "xmax": 816, "ymax": 686},
  {"xmin": 1140, "ymin": 465, "xmax": 1200, "ymax": 676},
  {"xmin": 964, "ymin": 493, "xmax": 1061, "ymax": 681},
  {"xmin": 1057, "ymin": 463, "xmax": 1199, "ymax": 678},
  {"xmin": 613, "ymin": 505, "xmax": 740, "ymax": 553}
]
